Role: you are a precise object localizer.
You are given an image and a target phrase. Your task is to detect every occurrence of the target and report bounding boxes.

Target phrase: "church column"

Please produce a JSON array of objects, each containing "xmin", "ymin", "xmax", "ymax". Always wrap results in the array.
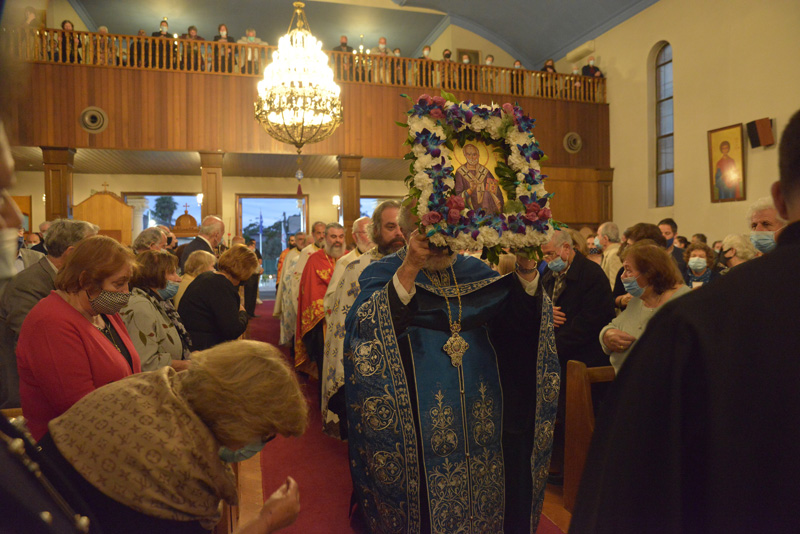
[
  {"xmin": 337, "ymin": 155, "xmax": 362, "ymax": 248},
  {"xmin": 41, "ymin": 147, "xmax": 75, "ymax": 221},
  {"xmin": 126, "ymin": 197, "xmax": 149, "ymax": 243},
  {"xmin": 199, "ymin": 152, "xmax": 224, "ymax": 220}
]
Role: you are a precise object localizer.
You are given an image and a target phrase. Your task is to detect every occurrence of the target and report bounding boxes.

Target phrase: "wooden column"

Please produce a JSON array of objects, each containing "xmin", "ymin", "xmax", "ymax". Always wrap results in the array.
[
  {"xmin": 337, "ymin": 155, "xmax": 362, "ymax": 249},
  {"xmin": 41, "ymin": 147, "xmax": 75, "ymax": 221},
  {"xmin": 199, "ymin": 152, "xmax": 224, "ymax": 220}
]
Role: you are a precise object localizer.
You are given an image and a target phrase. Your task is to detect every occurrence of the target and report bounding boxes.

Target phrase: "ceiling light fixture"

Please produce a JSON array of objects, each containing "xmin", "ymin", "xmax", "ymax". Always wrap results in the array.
[{"xmin": 255, "ymin": 2, "xmax": 343, "ymax": 196}]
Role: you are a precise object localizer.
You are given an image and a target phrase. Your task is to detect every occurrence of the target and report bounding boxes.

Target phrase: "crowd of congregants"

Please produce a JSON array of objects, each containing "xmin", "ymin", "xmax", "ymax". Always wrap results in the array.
[
  {"xmin": 16, "ymin": 6, "xmax": 604, "ymax": 98},
  {"xmin": 1, "ymin": 108, "xmax": 799, "ymax": 533}
]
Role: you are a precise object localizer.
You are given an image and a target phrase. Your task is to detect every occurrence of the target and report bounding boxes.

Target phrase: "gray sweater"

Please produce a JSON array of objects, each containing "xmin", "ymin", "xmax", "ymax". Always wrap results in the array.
[{"xmin": 600, "ymin": 285, "xmax": 691, "ymax": 373}]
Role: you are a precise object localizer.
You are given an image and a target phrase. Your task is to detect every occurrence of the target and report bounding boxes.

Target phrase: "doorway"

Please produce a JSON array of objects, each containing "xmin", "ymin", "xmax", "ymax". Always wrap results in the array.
[{"xmin": 236, "ymin": 194, "xmax": 308, "ymax": 297}]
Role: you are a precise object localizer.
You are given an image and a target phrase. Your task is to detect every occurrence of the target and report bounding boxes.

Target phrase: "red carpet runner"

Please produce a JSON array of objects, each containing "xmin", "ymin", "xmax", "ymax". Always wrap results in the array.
[{"xmin": 248, "ymin": 300, "xmax": 564, "ymax": 533}]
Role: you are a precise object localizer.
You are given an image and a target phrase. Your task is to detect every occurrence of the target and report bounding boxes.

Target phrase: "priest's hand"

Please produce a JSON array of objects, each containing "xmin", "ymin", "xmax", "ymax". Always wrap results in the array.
[
  {"xmin": 397, "ymin": 230, "xmax": 430, "ymax": 293},
  {"xmin": 603, "ymin": 328, "xmax": 636, "ymax": 353}
]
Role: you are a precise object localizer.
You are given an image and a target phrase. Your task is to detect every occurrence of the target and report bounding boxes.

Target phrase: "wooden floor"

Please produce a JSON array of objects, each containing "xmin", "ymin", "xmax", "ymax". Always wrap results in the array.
[{"xmin": 237, "ymin": 453, "xmax": 572, "ymax": 532}]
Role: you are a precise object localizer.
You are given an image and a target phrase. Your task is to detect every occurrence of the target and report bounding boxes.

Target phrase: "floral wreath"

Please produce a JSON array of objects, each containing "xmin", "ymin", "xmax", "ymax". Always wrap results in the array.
[{"xmin": 399, "ymin": 91, "xmax": 562, "ymax": 264}]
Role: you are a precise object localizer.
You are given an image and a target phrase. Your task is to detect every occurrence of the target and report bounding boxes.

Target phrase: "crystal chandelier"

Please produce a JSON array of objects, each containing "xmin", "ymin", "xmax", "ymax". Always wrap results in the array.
[{"xmin": 255, "ymin": 1, "xmax": 343, "ymax": 195}]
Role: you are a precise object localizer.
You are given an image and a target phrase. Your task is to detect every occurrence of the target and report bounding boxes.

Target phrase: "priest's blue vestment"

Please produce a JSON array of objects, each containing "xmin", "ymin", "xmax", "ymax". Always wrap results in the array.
[{"xmin": 344, "ymin": 249, "xmax": 559, "ymax": 534}]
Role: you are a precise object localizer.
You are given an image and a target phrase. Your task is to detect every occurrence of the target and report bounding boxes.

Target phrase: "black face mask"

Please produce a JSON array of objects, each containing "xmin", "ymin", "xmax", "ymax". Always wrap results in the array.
[{"xmin": 443, "ymin": 53, "xmax": 451, "ymax": 59}]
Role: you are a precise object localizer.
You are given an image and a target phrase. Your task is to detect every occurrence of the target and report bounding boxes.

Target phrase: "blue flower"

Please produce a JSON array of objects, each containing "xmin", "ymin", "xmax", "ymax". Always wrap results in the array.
[
  {"xmin": 517, "ymin": 143, "xmax": 544, "ymax": 162},
  {"xmin": 414, "ymin": 129, "xmax": 445, "ymax": 157}
]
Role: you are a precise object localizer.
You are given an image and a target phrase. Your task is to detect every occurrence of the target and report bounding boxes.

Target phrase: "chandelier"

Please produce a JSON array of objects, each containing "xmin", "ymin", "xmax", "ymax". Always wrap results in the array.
[{"xmin": 255, "ymin": 1, "xmax": 343, "ymax": 195}]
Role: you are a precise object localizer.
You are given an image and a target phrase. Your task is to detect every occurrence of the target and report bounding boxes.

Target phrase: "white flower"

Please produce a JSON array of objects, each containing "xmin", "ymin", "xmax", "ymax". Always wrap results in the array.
[
  {"xmin": 413, "ymin": 154, "xmax": 434, "ymax": 174},
  {"xmin": 413, "ymin": 172, "xmax": 430, "ymax": 190},
  {"xmin": 486, "ymin": 117, "xmax": 503, "ymax": 139},
  {"xmin": 412, "ymin": 144, "xmax": 427, "ymax": 157},
  {"xmin": 470, "ymin": 116, "xmax": 488, "ymax": 132}
]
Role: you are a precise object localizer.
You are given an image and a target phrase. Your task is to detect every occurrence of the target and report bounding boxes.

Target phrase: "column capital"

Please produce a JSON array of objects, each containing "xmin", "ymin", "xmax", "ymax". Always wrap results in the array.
[
  {"xmin": 41, "ymin": 147, "xmax": 76, "ymax": 166},
  {"xmin": 199, "ymin": 151, "xmax": 225, "ymax": 168},
  {"xmin": 337, "ymin": 155, "xmax": 362, "ymax": 173}
]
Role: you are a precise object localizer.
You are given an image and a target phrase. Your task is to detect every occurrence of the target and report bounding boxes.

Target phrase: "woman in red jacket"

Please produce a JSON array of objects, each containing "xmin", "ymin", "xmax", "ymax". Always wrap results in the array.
[{"xmin": 17, "ymin": 235, "xmax": 141, "ymax": 440}]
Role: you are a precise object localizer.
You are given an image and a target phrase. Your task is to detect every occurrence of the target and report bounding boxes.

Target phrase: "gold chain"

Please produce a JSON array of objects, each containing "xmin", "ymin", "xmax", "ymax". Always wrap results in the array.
[{"xmin": 423, "ymin": 264, "xmax": 469, "ymax": 367}]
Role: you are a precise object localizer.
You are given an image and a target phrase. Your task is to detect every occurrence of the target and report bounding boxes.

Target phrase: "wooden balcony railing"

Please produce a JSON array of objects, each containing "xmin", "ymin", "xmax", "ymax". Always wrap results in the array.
[{"xmin": 2, "ymin": 27, "xmax": 606, "ymax": 103}]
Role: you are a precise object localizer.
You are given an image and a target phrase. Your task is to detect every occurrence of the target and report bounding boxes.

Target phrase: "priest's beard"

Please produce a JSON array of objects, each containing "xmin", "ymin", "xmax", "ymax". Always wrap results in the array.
[
  {"xmin": 377, "ymin": 236, "xmax": 405, "ymax": 256},
  {"xmin": 425, "ymin": 250, "xmax": 455, "ymax": 271},
  {"xmin": 325, "ymin": 242, "xmax": 345, "ymax": 259}
]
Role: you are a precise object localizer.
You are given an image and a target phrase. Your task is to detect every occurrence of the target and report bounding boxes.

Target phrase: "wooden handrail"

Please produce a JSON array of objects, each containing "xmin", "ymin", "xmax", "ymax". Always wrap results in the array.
[{"xmin": 0, "ymin": 27, "xmax": 606, "ymax": 103}]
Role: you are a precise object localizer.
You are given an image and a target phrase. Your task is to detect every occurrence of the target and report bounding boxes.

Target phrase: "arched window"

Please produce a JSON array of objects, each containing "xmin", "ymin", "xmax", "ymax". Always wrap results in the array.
[{"xmin": 655, "ymin": 43, "xmax": 673, "ymax": 207}]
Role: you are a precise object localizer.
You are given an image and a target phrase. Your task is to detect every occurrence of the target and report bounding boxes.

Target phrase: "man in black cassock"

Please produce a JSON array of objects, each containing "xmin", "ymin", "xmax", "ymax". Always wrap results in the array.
[{"xmin": 570, "ymin": 108, "xmax": 800, "ymax": 533}]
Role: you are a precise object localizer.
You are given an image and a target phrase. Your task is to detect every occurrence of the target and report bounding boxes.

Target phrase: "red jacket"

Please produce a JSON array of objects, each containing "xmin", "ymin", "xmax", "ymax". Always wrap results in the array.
[{"xmin": 16, "ymin": 291, "xmax": 141, "ymax": 440}]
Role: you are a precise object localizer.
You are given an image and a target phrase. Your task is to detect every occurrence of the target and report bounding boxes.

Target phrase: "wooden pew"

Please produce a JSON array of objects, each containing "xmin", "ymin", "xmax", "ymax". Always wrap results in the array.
[{"xmin": 563, "ymin": 360, "xmax": 615, "ymax": 512}]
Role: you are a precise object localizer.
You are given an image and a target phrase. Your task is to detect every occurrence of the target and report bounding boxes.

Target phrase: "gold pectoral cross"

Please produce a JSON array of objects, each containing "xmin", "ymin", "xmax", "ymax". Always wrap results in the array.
[{"xmin": 443, "ymin": 324, "xmax": 469, "ymax": 368}]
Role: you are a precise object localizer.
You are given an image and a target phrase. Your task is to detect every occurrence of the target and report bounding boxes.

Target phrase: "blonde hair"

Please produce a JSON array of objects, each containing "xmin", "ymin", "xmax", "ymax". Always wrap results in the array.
[
  {"xmin": 217, "ymin": 244, "xmax": 258, "ymax": 282},
  {"xmin": 182, "ymin": 340, "xmax": 308, "ymax": 444},
  {"xmin": 183, "ymin": 250, "xmax": 216, "ymax": 276}
]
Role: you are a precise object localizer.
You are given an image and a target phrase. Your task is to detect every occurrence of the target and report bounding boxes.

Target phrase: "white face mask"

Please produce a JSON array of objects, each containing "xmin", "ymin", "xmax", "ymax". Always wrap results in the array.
[
  {"xmin": 378, "ymin": 43, "xmax": 386, "ymax": 50},
  {"xmin": 423, "ymin": 50, "xmax": 429, "ymax": 57},
  {"xmin": 514, "ymin": 64, "xmax": 521, "ymax": 69},
  {"xmin": 485, "ymin": 60, "xmax": 493, "ymax": 66},
  {"xmin": 462, "ymin": 58, "xmax": 469, "ymax": 64},
  {"xmin": 589, "ymin": 59, "xmax": 595, "ymax": 66},
  {"xmin": 220, "ymin": 30, "xmax": 227, "ymax": 38},
  {"xmin": 572, "ymin": 69, "xmax": 579, "ymax": 75},
  {"xmin": 394, "ymin": 51, "xmax": 400, "ymax": 57},
  {"xmin": 160, "ymin": 26, "xmax": 167, "ymax": 33}
]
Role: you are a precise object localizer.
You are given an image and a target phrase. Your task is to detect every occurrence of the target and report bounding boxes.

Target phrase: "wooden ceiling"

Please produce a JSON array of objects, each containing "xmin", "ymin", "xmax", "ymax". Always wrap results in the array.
[{"xmin": 12, "ymin": 147, "xmax": 408, "ymax": 181}]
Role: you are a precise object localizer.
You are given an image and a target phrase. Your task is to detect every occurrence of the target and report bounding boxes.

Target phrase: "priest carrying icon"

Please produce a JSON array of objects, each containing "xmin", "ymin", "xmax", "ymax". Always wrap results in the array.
[{"xmin": 343, "ymin": 202, "xmax": 559, "ymax": 534}]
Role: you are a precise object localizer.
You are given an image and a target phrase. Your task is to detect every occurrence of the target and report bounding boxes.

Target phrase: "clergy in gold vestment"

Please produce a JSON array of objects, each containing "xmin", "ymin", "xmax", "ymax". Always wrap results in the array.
[{"xmin": 295, "ymin": 223, "xmax": 346, "ymax": 378}]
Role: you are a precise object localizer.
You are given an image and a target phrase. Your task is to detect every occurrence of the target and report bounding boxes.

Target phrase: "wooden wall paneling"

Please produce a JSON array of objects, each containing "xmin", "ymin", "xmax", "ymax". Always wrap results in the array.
[
  {"xmin": 543, "ymin": 166, "xmax": 614, "ymax": 227},
  {"xmin": 12, "ymin": 65, "xmax": 608, "ymax": 168}
]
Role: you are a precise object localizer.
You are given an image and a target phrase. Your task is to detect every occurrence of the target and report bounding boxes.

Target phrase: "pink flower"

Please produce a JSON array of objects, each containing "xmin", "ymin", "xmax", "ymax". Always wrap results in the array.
[
  {"xmin": 524, "ymin": 212, "xmax": 539, "ymax": 223},
  {"xmin": 432, "ymin": 96, "xmax": 446, "ymax": 107},
  {"xmin": 421, "ymin": 211, "xmax": 442, "ymax": 225},
  {"xmin": 538, "ymin": 208, "xmax": 552, "ymax": 221},
  {"xmin": 430, "ymin": 108, "xmax": 444, "ymax": 119},
  {"xmin": 418, "ymin": 94, "xmax": 432, "ymax": 105},
  {"xmin": 446, "ymin": 196, "xmax": 465, "ymax": 211},
  {"xmin": 502, "ymin": 103, "xmax": 514, "ymax": 116},
  {"xmin": 447, "ymin": 208, "xmax": 461, "ymax": 225},
  {"xmin": 525, "ymin": 202, "xmax": 540, "ymax": 214}
]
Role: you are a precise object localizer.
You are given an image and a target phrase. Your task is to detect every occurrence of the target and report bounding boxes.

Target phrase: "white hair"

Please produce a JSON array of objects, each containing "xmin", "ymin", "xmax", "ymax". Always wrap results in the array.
[
  {"xmin": 598, "ymin": 221, "xmax": 620, "ymax": 242},
  {"xmin": 746, "ymin": 196, "xmax": 786, "ymax": 225},
  {"xmin": 721, "ymin": 234, "xmax": 758, "ymax": 261},
  {"xmin": 551, "ymin": 229, "xmax": 573, "ymax": 248}
]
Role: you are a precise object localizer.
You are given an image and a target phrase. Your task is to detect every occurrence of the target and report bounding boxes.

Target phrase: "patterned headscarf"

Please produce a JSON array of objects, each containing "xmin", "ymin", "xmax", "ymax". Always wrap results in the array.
[{"xmin": 49, "ymin": 368, "xmax": 237, "ymax": 529}]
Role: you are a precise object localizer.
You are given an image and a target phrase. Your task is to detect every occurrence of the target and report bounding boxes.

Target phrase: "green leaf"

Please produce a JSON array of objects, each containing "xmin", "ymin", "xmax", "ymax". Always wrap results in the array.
[
  {"xmin": 395, "ymin": 121, "xmax": 409, "ymax": 128},
  {"xmin": 400, "ymin": 93, "xmax": 413, "ymax": 101},
  {"xmin": 503, "ymin": 200, "xmax": 524, "ymax": 214},
  {"xmin": 444, "ymin": 140, "xmax": 454, "ymax": 151},
  {"xmin": 441, "ymin": 90, "xmax": 456, "ymax": 102},
  {"xmin": 403, "ymin": 152, "xmax": 415, "ymax": 160}
]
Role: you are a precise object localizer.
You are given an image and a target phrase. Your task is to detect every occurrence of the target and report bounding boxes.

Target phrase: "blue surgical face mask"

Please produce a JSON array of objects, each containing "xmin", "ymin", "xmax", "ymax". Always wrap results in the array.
[
  {"xmin": 218, "ymin": 436, "xmax": 273, "ymax": 463},
  {"xmin": 750, "ymin": 231, "xmax": 776, "ymax": 254},
  {"xmin": 547, "ymin": 256, "xmax": 566, "ymax": 273},
  {"xmin": 158, "ymin": 280, "xmax": 180, "ymax": 300},
  {"xmin": 621, "ymin": 275, "xmax": 646, "ymax": 298},
  {"xmin": 665, "ymin": 237, "xmax": 674, "ymax": 249},
  {"xmin": 593, "ymin": 236, "xmax": 602, "ymax": 249},
  {"xmin": 688, "ymin": 257, "xmax": 707, "ymax": 272}
]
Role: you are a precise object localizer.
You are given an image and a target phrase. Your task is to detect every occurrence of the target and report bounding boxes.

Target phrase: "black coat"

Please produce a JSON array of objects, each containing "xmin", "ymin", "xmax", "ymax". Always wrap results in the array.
[
  {"xmin": 177, "ymin": 271, "xmax": 249, "ymax": 351},
  {"xmin": 570, "ymin": 220, "xmax": 800, "ymax": 533},
  {"xmin": 540, "ymin": 250, "xmax": 615, "ymax": 368},
  {"xmin": 178, "ymin": 236, "xmax": 214, "ymax": 272}
]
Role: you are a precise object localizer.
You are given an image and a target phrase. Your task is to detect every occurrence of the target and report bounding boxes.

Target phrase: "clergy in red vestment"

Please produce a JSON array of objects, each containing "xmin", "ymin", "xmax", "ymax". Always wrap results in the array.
[{"xmin": 295, "ymin": 223, "xmax": 346, "ymax": 379}]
